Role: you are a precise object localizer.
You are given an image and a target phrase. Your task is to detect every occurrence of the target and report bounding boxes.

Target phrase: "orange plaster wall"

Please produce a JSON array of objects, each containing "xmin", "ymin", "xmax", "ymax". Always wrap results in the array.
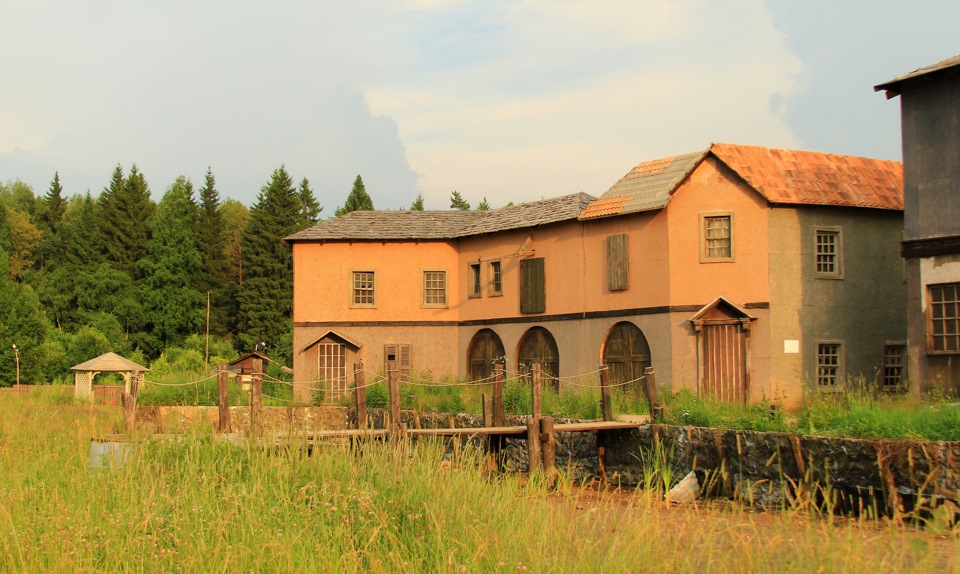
[
  {"xmin": 292, "ymin": 240, "xmax": 460, "ymax": 323},
  {"xmin": 665, "ymin": 157, "xmax": 771, "ymax": 306}
]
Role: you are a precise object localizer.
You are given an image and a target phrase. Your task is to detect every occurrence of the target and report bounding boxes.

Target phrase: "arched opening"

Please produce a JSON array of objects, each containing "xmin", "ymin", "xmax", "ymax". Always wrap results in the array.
[
  {"xmin": 467, "ymin": 329, "xmax": 506, "ymax": 381},
  {"xmin": 602, "ymin": 322, "xmax": 651, "ymax": 394},
  {"xmin": 517, "ymin": 326, "xmax": 559, "ymax": 391}
]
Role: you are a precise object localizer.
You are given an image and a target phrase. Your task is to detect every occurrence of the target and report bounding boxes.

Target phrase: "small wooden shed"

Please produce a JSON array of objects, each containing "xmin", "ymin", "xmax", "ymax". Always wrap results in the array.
[{"xmin": 71, "ymin": 352, "xmax": 149, "ymax": 399}]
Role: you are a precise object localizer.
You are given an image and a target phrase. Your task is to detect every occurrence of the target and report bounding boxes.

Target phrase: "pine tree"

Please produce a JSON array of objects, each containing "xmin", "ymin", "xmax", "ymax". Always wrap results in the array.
[
  {"xmin": 335, "ymin": 175, "xmax": 374, "ymax": 217},
  {"xmin": 237, "ymin": 166, "xmax": 312, "ymax": 354},
  {"xmin": 219, "ymin": 199, "xmax": 249, "ymax": 336},
  {"xmin": 298, "ymin": 177, "xmax": 322, "ymax": 224},
  {"xmin": 411, "ymin": 194, "xmax": 425, "ymax": 211},
  {"xmin": 139, "ymin": 177, "xmax": 205, "ymax": 354},
  {"xmin": 476, "ymin": 197, "xmax": 491, "ymax": 210},
  {"xmin": 450, "ymin": 191, "xmax": 470, "ymax": 210},
  {"xmin": 195, "ymin": 168, "xmax": 230, "ymax": 336}
]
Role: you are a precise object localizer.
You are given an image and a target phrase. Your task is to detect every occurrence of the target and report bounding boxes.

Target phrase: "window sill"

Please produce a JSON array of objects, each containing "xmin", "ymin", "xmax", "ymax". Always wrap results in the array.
[
  {"xmin": 814, "ymin": 273, "xmax": 845, "ymax": 280},
  {"xmin": 700, "ymin": 258, "xmax": 735, "ymax": 264}
]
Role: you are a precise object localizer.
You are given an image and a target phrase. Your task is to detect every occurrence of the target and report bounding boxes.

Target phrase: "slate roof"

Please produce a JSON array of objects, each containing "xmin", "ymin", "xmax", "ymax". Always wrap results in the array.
[
  {"xmin": 71, "ymin": 352, "xmax": 149, "ymax": 373},
  {"xmin": 874, "ymin": 54, "xmax": 960, "ymax": 98},
  {"xmin": 285, "ymin": 192, "xmax": 596, "ymax": 242},
  {"xmin": 580, "ymin": 143, "xmax": 903, "ymax": 220}
]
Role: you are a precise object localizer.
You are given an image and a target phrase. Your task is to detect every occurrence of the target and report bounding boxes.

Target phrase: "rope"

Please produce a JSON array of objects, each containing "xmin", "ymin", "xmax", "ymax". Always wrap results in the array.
[{"xmin": 142, "ymin": 371, "xmax": 219, "ymax": 387}]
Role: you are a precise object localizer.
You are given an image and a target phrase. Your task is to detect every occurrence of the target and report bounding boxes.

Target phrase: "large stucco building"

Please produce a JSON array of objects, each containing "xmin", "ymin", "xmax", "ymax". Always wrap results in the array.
[{"xmin": 286, "ymin": 143, "xmax": 905, "ymax": 407}]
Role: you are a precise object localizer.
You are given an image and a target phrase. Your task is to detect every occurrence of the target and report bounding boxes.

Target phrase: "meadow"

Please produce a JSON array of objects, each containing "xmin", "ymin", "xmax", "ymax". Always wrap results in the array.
[{"xmin": 0, "ymin": 394, "xmax": 956, "ymax": 573}]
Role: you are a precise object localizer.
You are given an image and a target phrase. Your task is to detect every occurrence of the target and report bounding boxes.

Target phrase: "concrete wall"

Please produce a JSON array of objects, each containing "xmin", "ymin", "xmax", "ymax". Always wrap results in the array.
[{"xmin": 797, "ymin": 207, "xmax": 907, "ymax": 389}]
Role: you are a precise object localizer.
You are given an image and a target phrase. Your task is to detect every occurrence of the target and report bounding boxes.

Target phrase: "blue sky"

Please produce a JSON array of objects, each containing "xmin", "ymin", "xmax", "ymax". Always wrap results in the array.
[{"xmin": 1, "ymin": 0, "xmax": 957, "ymax": 212}]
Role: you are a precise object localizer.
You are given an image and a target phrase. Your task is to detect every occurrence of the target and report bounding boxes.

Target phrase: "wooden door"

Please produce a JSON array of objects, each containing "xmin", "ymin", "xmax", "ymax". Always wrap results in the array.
[
  {"xmin": 468, "ymin": 329, "xmax": 505, "ymax": 382},
  {"xmin": 603, "ymin": 322, "xmax": 651, "ymax": 393},
  {"xmin": 518, "ymin": 327, "xmax": 559, "ymax": 390},
  {"xmin": 318, "ymin": 343, "xmax": 347, "ymax": 400},
  {"xmin": 701, "ymin": 322, "xmax": 747, "ymax": 403}
]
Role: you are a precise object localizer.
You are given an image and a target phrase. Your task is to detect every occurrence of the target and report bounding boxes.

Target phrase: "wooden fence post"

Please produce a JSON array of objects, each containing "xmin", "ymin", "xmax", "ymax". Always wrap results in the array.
[
  {"xmin": 388, "ymin": 360, "xmax": 401, "ymax": 435},
  {"xmin": 526, "ymin": 417, "xmax": 542, "ymax": 473},
  {"xmin": 123, "ymin": 371, "xmax": 141, "ymax": 433},
  {"xmin": 482, "ymin": 394, "xmax": 492, "ymax": 427},
  {"xmin": 251, "ymin": 358, "xmax": 263, "ymax": 435},
  {"xmin": 493, "ymin": 364, "xmax": 504, "ymax": 427},
  {"xmin": 527, "ymin": 363, "xmax": 544, "ymax": 473},
  {"xmin": 599, "ymin": 365, "xmax": 613, "ymax": 422},
  {"xmin": 540, "ymin": 416, "xmax": 557, "ymax": 486},
  {"xmin": 644, "ymin": 367, "xmax": 660, "ymax": 421},
  {"xmin": 531, "ymin": 362, "xmax": 543, "ymax": 422},
  {"xmin": 217, "ymin": 364, "xmax": 230, "ymax": 433},
  {"xmin": 354, "ymin": 362, "xmax": 367, "ymax": 431}
]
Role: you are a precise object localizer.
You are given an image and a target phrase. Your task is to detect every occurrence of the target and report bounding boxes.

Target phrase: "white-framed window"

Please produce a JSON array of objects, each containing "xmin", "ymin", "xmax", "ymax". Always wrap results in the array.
[
  {"xmin": 699, "ymin": 212, "xmax": 734, "ymax": 262},
  {"xmin": 423, "ymin": 270, "xmax": 447, "ymax": 307},
  {"xmin": 351, "ymin": 271, "xmax": 375, "ymax": 307},
  {"xmin": 816, "ymin": 341, "xmax": 844, "ymax": 390},
  {"xmin": 814, "ymin": 227, "xmax": 844, "ymax": 278}
]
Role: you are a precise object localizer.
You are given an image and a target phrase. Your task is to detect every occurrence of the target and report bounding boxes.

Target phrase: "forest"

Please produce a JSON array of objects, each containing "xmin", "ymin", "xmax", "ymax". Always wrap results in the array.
[{"xmin": 0, "ymin": 165, "xmax": 335, "ymax": 386}]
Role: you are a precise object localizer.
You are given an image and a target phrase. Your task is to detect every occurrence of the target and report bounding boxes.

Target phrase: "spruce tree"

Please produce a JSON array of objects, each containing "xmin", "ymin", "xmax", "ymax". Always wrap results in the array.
[
  {"xmin": 410, "ymin": 194, "xmax": 425, "ymax": 211},
  {"xmin": 335, "ymin": 175, "xmax": 374, "ymax": 217},
  {"xmin": 196, "ymin": 168, "xmax": 230, "ymax": 336},
  {"xmin": 298, "ymin": 177, "xmax": 322, "ymax": 224},
  {"xmin": 98, "ymin": 164, "xmax": 155, "ymax": 282},
  {"xmin": 237, "ymin": 166, "xmax": 311, "ymax": 354},
  {"xmin": 140, "ymin": 177, "xmax": 205, "ymax": 353},
  {"xmin": 450, "ymin": 190, "xmax": 470, "ymax": 210}
]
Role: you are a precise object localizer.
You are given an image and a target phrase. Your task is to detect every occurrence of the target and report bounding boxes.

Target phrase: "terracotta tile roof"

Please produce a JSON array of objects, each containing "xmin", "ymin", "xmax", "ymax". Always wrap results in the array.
[
  {"xmin": 582, "ymin": 144, "xmax": 903, "ymax": 220},
  {"xmin": 874, "ymin": 54, "xmax": 960, "ymax": 98},
  {"xmin": 578, "ymin": 151, "xmax": 706, "ymax": 220},
  {"xmin": 285, "ymin": 192, "xmax": 596, "ymax": 242},
  {"xmin": 710, "ymin": 143, "xmax": 903, "ymax": 210}
]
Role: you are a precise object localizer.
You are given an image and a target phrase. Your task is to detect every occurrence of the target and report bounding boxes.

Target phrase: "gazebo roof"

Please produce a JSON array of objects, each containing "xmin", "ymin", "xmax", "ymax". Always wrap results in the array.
[{"xmin": 71, "ymin": 352, "xmax": 149, "ymax": 373}]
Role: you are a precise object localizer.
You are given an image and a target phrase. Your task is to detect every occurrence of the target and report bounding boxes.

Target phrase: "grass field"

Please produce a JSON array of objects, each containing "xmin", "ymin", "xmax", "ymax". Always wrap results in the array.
[{"xmin": 0, "ymin": 395, "xmax": 956, "ymax": 573}]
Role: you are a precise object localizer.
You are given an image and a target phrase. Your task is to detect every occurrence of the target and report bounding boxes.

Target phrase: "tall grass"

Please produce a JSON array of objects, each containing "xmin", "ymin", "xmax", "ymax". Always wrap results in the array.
[{"xmin": 0, "ymin": 395, "xmax": 955, "ymax": 572}]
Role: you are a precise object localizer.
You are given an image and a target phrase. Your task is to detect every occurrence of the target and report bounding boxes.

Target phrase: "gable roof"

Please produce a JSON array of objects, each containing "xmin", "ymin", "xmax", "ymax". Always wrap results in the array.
[
  {"xmin": 71, "ymin": 352, "xmax": 149, "ymax": 373},
  {"xmin": 874, "ymin": 54, "xmax": 960, "ymax": 98},
  {"xmin": 285, "ymin": 193, "xmax": 595, "ymax": 242},
  {"xmin": 580, "ymin": 143, "xmax": 903, "ymax": 220}
]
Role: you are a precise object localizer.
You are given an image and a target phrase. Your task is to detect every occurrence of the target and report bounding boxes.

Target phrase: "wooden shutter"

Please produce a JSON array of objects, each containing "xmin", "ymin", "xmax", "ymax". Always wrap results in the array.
[
  {"xmin": 384, "ymin": 344, "xmax": 412, "ymax": 383},
  {"xmin": 520, "ymin": 257, "xmax": 546, "ymax": 314},
  {"xmin": 607, "ymin": 234, "xmax": 628, "ymax": 291}
]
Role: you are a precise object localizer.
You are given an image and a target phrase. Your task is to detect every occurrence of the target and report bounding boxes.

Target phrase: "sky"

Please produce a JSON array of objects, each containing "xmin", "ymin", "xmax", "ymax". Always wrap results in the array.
[{"xmin": 1, "ymin": 0, "xmax": 958, "ymax": 212}]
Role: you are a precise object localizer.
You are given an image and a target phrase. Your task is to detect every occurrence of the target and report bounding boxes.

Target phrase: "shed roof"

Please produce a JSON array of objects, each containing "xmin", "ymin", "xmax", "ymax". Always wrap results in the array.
[
  {"xmin": 874, "ymin": 54, "xmax": 960, "ymax": 98},
  {"xmin": 580, "ymin": 143, "xmax": 903, "ymax": 220},
  {"xmin": 284, "ymin": 193, "xmax": 595, "ymax": 242},
  {"xmin": 71, "ymin": 352, "xmax": 149, "ymax": 373}
]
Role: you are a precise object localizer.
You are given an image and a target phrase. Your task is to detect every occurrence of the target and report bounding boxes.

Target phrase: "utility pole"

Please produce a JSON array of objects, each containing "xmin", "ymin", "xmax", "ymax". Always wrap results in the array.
[
  {"xmin": 205, "ymin": 291, "xmax": 211, "ymax": 365},
  {"xmin": 11, "ymin": 344, "xmax": 19, "ymax": 395}
]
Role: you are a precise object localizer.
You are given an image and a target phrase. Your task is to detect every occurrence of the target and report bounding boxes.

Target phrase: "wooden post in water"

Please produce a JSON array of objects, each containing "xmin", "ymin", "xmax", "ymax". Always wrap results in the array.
[
  {"xmin": 644, "ymin": 367, "xmax": 660, "ymax": 421},
  {"xmin": 599, "ymin": 365, "xmax": 613, "ymax": 422},
  {"xmin": 353, "ymin": 362, "xmax": 367, "ymax": 430},
  {"xmin": 251, "ymin": 358, "xmax": 263, "ymax": 435},
  {"xmin": 493, "ymin": 364, "xmax": 504, "ymax": 427},
  {"xmin": 388, "ymin": 360, "xmax": 401, "ymax": 435},
  {"xmin": 540, "ymin": 416, "xmax": 557, "ymax": 486},
  {"xmin": 217, "ymin": 364, "xmax": 230, "ymax": 433}
]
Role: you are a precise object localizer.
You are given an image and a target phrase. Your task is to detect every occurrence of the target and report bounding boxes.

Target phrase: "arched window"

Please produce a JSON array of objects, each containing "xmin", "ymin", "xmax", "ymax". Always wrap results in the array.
[
  {"xmin": 467, "ymin": 329, "xmax": 506, "ymax": 382},
  {"xmin": 602, "ymin": 322, "xmax": 651, "ymax": 394},
  {"xmin": 517, "ymin": 326, "xmax": 559, "ymax": 391}
]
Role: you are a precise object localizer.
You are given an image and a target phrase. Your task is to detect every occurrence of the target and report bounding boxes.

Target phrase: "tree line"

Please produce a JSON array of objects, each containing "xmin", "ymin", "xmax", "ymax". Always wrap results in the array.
[{"xmin": 0, "ymin": 166, "xmax": 499, "ymax": 386}]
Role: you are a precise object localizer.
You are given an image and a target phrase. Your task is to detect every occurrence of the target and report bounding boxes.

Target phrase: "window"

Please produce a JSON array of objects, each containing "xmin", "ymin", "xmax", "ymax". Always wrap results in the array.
[
  {"xmin": 699, "ymin": 213, "xmax": 733, "ymax": 262},
  {"xmin": 929, "ymin": 283, "xmax": 960, "ymax": 353},
  {"xmin": 607, "ymin": 234, "xmax": 629, "ymax": 291},
  {"xmin": 468, "ymin": 263, "xmax": 481, "ymax": 298},
  {"xmin": 520, "ymin": 257, "xmax": 545, "ymax": 314},
  {"xmin": 815, "ymin": 227, "xmax": 844, "ymax": 278},
  {"xmin": 317, "ymin": 343, "xmax": 347, "ymax": 401},
  {"xmin": 352, "ymin": 271, "xmax": 375, "ymax": 306},
  {"xmin": 423, "ymin": 270, "xmax": 447, "ymax": 307},
  {"xmin": 881, "ymin": 343, "xmax": 906, "ymax": 391},
  {"xmin": 817, "ymin": 342, "xmax": 843, "ymax": 390},
  {"xmin": 489, "ymin": 261, "xmax": 502, "ymax": 296}
]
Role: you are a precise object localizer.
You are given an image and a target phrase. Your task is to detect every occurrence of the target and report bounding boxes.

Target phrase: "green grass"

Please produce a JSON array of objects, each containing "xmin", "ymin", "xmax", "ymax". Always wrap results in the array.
[{"xmin": 0, "ymin": 395, "xmax": 955, "ymax": 572}]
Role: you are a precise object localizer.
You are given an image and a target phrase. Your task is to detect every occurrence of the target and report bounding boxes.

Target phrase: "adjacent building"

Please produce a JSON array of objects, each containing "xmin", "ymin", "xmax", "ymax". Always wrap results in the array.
[
  {"xmin": 286, "ymin": 143, "xmax": 905, "ymax": 407},
  {"xmin": 876, "ymin": 55, "xmax": 960, "ymax": 394}
]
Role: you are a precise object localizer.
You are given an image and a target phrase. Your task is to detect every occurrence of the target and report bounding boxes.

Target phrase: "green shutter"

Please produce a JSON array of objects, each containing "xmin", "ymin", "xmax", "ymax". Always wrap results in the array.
[
  {"xmin": 607, "ymin": 234, "xmax": 629, "ymax": 291},
  {"xmin": 520, "ymin": 257, "xmax": 546, "ymax": 314}
]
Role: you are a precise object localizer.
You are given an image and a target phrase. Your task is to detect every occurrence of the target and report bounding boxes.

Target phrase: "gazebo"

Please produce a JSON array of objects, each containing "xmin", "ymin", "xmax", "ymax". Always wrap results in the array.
[{"xmin": 71, "ymin": 352, "xmax": 149, "ymax": 399}]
